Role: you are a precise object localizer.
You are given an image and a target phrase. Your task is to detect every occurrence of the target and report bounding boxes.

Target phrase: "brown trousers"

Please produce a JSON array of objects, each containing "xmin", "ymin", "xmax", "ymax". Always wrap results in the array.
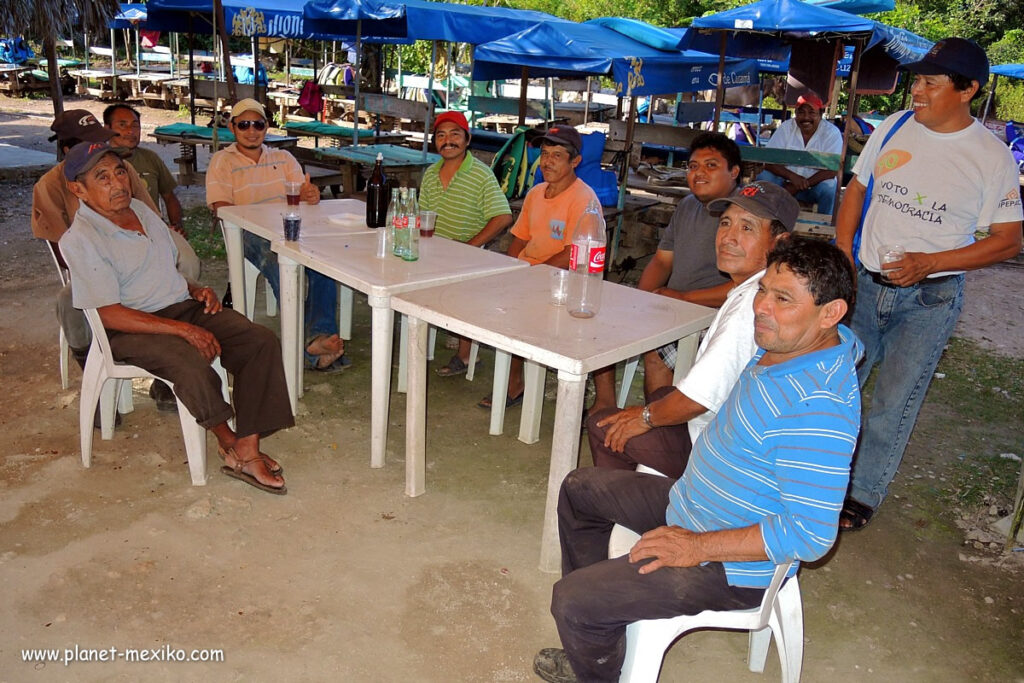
[
  {"xmin": 585, "ymin": 386, "xmax": 692, "ymax": 479},
  {"xmin": 108, "ymin": 300, "xmax": 294, "ymax": 438}
]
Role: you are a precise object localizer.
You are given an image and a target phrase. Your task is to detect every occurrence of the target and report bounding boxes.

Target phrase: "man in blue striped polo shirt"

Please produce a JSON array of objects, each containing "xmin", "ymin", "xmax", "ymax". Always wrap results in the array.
[{"xmin": 534, "ymin": 237, "xmax": 862, "ymax": 683}]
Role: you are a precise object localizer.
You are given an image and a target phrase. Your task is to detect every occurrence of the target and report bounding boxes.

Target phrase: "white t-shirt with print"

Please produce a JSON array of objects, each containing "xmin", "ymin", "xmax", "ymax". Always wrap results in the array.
[{"xmin": 853, "ymin": 111, "xmax": 1023, "ymax": 275}]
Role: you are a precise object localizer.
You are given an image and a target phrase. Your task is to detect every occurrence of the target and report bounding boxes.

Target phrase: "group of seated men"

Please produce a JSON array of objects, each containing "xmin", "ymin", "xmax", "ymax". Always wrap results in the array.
[{"xmin": 32, "ymin": 34, "xmax": 1024, "ymax": 682}]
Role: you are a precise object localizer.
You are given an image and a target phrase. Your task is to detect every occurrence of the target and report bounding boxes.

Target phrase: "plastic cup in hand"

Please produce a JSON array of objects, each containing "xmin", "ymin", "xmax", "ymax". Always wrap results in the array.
[
  {"xmin": 284, "ymin": 181, "xmax": 302, "ymax": 206},
  {"xmin": 877, "ymin": 244, "xmax": 905, "ymax": 281},
  {"xmin": 549, "ymin": 268, "xmax": 570, "ymax": 306},
  {"xmin": 419, "ymin": 210, "xmax": 437, "ymax": 238},
  {"xmin": 283, "ymin": 211, "xmax": 301, "ymax": 241}
]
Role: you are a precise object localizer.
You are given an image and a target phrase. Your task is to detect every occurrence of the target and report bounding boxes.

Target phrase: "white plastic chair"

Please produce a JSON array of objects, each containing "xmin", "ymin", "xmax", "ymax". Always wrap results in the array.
[
  {"xmin": 46, "ymin": 242, "xmax": 73, "ymax": 390},
  {"xmin": 618, "ymin": 561, "xmax": 803, "ymax": 683},
  {"xmin": 242, "ymin": 259, "xmax": 355, "ymax": 340},
  {"xmin": 78, "ymin": 308, "xmax": 229, "ymax": 486}
]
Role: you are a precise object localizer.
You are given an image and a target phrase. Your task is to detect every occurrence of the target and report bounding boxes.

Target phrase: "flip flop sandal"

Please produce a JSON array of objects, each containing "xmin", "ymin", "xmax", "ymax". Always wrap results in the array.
[
  {"xmin": 307, "ymin": 354, "xmax": 351, "ymax": 374},
  {"xmin": 220, "ymin": 451, "xmax": 287, "ymax": 496},
  {"xmin": 221, "ymin": 465, "xmax": 288, "ymax": 495},
  {"xmin": 838, "ymin": 498, "xmax": 874, "ymax": 532},
  {"xmin": 477, "ymin": 391, "xmax": 525, "ymax": 410},
  {"xmin": 436, "ymin": 354, "xmax": 481, "ymax": 377},
  {"xmin": 219, "ymin": 446, "xmax": 282, "ymax": 475}
]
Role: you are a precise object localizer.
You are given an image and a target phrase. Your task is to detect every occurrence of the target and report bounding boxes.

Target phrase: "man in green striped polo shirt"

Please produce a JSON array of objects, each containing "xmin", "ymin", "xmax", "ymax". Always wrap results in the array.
[{"xmin": 420, "ymin": 111, "xmax": 513, "ymax": 377}]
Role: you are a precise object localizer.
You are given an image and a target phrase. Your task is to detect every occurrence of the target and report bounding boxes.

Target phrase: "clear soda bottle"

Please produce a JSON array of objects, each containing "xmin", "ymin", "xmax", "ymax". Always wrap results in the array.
[
  {"xmin": 382, "ymin": 187, "xmax": 400, "ymax": 258},
  {"xmin": 392, "ymin": 187, "xmax": 409, "ymax": 258},
  {"xmin": 567, "ymin": 200, "xmax": 606, "ymax": 319},
  {"xmin": 403, "ymin": 188, "xmax": 420, "ymax": 262}
]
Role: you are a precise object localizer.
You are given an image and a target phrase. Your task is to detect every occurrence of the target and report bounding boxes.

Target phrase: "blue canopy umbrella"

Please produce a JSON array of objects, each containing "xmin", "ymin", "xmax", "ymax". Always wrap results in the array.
[
  {"xmin": 304, "ymin": 0, "xmax": 573, "ymax": 144},
  {"xmin": 807, "ymin": 0, "xmax": 895, "ymax": 14},
  {"xmin": 473, "ymin": 20, "xmax": 759, "ymax": 96},
  {"xmin": 981, "ymin": 64, "xmax": 1024, "ymax": 122}
]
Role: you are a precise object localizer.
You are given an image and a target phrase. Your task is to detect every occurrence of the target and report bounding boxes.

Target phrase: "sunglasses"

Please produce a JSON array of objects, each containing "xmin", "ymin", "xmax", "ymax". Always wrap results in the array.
[{"xmin": 235, "ymin": 120, "xmax": 267, "ymax": 131}]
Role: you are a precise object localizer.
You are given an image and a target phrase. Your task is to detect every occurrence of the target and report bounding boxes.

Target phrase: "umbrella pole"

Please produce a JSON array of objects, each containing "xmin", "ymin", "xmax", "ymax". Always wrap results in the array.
[
  {"xmin": 188, "ymin": 18, "xmax": 195, "ymax": 125},
  {"xmin": 446, "ymin": 41, "xmax": 452, "ymax": 109},
  {"xmin": 252, "ymin": 36, "xmax": 261, "ymax": 106},
  {"xmin": 110, "ymin": 28, "xmax": 118, "ymax": 96},
  {"xmin": 712, "ymin": 32, "xmax": 726, "ymax": 130},
  {"xmin": 135, "ymin": 25, "xmax": 140, "ymax": 77},
  {"xmin": 424, "ymin": 40, "xmax": 437, "ymax": 157},
  {"xmin": 981, "ymin": 75, "xmax": 998, "ymax": 123},
  {"xmin": 518, "ymin": 66, "xmax": 528, "ymax": 127},
  {"xmin": 612, "ymin": 89, "xmax": 637, "ymax": 266},
  {"xmin": 583, "ymin": 76, "xmax": 592, "ymax": 123},
  {"xmin": 756, "ymin": 75, "xmax": 764, "ymax": 147},
  {"xmin": 547, "ymin": 77, "xmax": 555, "ymax": 124},
  {"xmin": 835, "ymin": 38, "xmax": 865, "ymax": 226},
  {"xmin": 353, "ymin": 22, "xmax": 362, "ymax": 147}
]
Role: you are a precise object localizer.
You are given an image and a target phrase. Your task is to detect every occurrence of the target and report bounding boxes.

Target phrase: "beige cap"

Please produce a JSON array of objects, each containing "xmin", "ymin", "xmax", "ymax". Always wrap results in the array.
[{"xmin": 231, "ymin": 98, "xmax": 266, "ymax": 120}]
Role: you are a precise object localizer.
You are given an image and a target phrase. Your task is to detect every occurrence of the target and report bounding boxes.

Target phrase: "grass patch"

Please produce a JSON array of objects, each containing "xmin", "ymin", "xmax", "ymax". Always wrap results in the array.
[
  {"xmin": 183, "ymin": 205, "xmax": 225, "ymax": 261},
  {"xmin": 928, "ymin": 338, "xmax": 1024, "ymax": 508}
]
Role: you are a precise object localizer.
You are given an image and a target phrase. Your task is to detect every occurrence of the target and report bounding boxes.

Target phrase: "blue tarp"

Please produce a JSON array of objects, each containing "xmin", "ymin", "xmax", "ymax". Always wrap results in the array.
[
  {"xmin": 991, "ymin": 64, "xmax": 1024, "ymax": 81},
  {"xmin": 145, "ymin": 0, "xmax": 403, "ymax": 41},
  {"xmin": 473, "ymin": 20, "xmax": 759, "ymax": 96},
  {"xmin": 110, "ymin": 4, "xmax": 147, "ymax": 29},
  {"xmin": 808, "ymin": 0, "xmax": 895, "ymax": 14},
  {"xmin": 303, "ymin": 0, "xmax": 568, "ymax": 45},
  {"xmin": 681, "ymin": 0, "xmax": 930, "ymax": 67}
]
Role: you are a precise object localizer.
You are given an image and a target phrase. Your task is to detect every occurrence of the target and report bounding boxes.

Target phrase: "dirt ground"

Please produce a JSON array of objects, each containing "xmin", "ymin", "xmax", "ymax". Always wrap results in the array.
[{"xmin": 1, "ymin": 96, "xmax": 1023, "ymax": 683}]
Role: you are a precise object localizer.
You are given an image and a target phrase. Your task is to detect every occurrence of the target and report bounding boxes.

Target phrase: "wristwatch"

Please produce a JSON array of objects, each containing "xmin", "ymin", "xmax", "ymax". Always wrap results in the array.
[{"xmin": 641, "ymin": 404, "xmax": 654, "ymax": 428}]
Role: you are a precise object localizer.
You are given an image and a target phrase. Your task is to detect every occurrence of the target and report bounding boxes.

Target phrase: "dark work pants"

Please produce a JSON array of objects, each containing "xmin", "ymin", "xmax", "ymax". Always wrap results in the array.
[
  {"xmin": 108, "ymin": 300, "xmax": 294, "ymax": 438},
  {"xmin": 585, "ymin": 386, "xmax": 693, "ymax": 479},
  {"xmin": 552, "ymin": 468, "xmax": 763, "ymax": 682}
]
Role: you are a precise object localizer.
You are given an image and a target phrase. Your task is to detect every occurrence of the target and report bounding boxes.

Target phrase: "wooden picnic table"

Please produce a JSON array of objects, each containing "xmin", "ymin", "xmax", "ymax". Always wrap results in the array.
[{"xmin": 311, "ymin": 143, "xmax": 440, "ymax": 197}]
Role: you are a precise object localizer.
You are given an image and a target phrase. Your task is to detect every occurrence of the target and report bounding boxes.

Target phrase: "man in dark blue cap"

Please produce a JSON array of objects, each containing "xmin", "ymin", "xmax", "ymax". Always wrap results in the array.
[{"xmin": 835, "ymin": 37, "xmax": 1023, "ymax": 530}]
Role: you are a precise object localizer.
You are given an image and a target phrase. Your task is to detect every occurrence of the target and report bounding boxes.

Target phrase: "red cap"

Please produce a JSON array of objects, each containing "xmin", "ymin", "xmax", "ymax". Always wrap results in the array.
[
  {"xmin": 432, "ymin": 111, "xmax": 469, "ymax": 132},
  {"xmin": 796, "ymin": 92, "xmax": 825, "ymax": 110}
]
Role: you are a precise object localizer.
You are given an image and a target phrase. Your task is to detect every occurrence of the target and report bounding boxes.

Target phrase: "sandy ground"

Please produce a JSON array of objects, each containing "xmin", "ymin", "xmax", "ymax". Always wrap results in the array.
[{"xmin": 1, "ymin": 96, "xmax": 1023, "ymax": 683}]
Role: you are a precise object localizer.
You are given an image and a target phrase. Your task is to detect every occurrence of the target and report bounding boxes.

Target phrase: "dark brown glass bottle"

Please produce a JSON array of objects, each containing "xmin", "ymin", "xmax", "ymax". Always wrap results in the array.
[{"xmin": 365, "ymin": 153, "xmax": 389, "ymax": 228}]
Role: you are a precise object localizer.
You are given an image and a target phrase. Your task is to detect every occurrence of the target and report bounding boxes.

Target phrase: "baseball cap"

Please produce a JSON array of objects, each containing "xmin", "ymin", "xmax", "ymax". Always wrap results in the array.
[
  {"xmin": 900, "ymin": 37, "xmax": 989, "ymax": 85},
  {"xmin": 708, "ymin": 181, "xmax": 799, "ymax": 232},
  {"xmin": 796, "ymin": 92, "xmax": 825, "ymax": 110},
  {"xmin": 231, "ymin": 98, "xmax": 267, "ymax": 120},
  {"xmin": 432, "ymin": 111, "xmax": 469, "ymax": 133},
  {"xmin": 63, "ymin": 141, "xmax": 123, "ymax": 181},
  {"xmin": 534, "ymin": 125, "xmax": 583, "ymax": 157},
  {"xmin": 49, "ymin": 109, "xmax": 115, "ymax": 144}
]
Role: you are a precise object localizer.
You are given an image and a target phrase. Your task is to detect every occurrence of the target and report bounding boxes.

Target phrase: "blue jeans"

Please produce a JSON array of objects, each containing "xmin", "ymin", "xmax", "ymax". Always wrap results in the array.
[
  {"xmin": 243, "ymin": 232, "xmax": 338, "ymax": 343},
  {"xmin": 848, "ymin": 266, "xmax": 964, "ymax": 509},
  {"xmin": 756, "ymin": 169, "xmax": 837, "ymax": 214}
]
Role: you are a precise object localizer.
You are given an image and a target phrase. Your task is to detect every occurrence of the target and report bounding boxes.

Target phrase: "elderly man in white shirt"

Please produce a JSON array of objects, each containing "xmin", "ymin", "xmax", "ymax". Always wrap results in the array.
[{"xmin": 757, "ymin": 92, "xmax": 844, "ymax": 214}]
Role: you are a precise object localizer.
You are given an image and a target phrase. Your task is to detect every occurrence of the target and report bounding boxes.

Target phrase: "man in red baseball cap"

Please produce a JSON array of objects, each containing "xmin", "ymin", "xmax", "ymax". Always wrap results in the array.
[
  {"xmin": 757, "ymin": 90, "xmax": 843, "ymax": 214},
  {"xmin": 420, "ymin": 111, "xmax": 513, "ymax": 378}
]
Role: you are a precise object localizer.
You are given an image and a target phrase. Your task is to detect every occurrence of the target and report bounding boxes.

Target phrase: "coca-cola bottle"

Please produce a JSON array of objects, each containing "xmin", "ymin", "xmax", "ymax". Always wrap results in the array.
[
  {"xmin": 392, "ymin": 187, "xmax": 409, "ymax": 258},
  {"xmin": 567, "ymin": 200, "xmax": 606, "ymax": 319},
  {"xmin": 403, "ymin": 188, "xmax": 420, "ymax": 262},
  {"xmin": 366, "ymin": 152, "xmax": 388, "ymax": 228}
]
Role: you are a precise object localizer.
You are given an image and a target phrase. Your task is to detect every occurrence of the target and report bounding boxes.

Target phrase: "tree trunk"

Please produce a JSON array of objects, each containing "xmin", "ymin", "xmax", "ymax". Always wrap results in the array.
[{"xmin": 44, "ymin": 36, "xmax": 64, "ymax": 123}]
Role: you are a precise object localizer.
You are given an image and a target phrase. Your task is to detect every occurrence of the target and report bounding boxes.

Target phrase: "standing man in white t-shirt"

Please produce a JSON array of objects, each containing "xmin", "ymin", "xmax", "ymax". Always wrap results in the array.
[
  {"xmin": 757, "ymin": 92, "xmax": 843, "ymax": 214},
  {"xmin": 835, "ymin": 38, "xmax": 1023, "ymax": 531}
]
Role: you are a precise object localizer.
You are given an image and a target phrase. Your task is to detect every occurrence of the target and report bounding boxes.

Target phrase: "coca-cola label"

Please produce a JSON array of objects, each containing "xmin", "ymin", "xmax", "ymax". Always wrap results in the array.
[{"xmin": 588, "ymin": 246, "xmax": 606, "ymax": 274}]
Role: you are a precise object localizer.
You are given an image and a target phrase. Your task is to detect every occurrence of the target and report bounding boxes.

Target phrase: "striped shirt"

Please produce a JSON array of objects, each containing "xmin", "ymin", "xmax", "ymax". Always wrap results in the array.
[
  {"xmin": 418, "ymin": 153, "xmax": 511, "ymax": 243},
  {"xmin": 667, "ymin": 325, "xmax": 862, "ymax": 588},
  {"xmin": 205, "ymin": 143, "xmax": 303, "ymax": 207}
]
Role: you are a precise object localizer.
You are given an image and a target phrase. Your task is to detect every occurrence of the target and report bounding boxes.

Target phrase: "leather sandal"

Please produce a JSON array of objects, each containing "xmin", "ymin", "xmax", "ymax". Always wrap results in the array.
[
  {"xmin": 219, "ymin": 449, "xmax": 287, "ymax": 496},
  {"xmin": 838, "ymin": 497, "xmax": 874, "ymax": 532}
]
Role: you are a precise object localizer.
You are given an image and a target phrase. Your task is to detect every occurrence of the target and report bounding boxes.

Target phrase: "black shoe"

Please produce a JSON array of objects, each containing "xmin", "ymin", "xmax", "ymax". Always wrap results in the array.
[
  {"xmin": 149, "ymin": 380, "xmax": 179, "ymax": 412},
  {"xmin": 93, "ymin": 406, "xmax": 122, "ymax": 430},
  {"xmin": 533, "ymin": 648, "xmax": 577, "ymax": 683}
]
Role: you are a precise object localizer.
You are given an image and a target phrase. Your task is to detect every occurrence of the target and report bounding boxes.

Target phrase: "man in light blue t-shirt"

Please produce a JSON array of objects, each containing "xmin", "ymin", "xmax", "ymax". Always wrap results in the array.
[{"xmin": 533, "ymin": 238, "xmax": 862, "ymax": 683}]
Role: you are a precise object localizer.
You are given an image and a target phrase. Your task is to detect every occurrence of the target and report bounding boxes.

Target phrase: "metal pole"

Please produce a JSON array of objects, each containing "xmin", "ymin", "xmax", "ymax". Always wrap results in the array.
[
  {"xmin": 712, "ymin": 32, "xmax": 727, "ymax": 130},
  {"xmin": 423, "ymin": 40, "xmax": 437, "ymax": 157},
  {"xmin": 583, "ymin": 76, "xmax": 592, "ymax": 123},
  {"xmin": 981, "ymin": 75, "xmax": 998, "ymax": 123},
  {"xmin": 835, "ymin": 37, "xmax": 865, "ymax": 225},
  {"xmin": 352, "ymin": 21, "xmax": 361, "ymax": 146},
  {"xmin": 518, "ymin": 66, "xmax": 528, "ymax": 127},
  {"xmin": 188, "ymin": 17, "xmax": 195, "ymax": 125}
]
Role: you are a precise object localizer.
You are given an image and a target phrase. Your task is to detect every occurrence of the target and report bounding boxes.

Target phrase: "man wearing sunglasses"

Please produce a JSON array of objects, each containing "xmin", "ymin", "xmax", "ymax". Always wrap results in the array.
[{"xmin": 207, "ymin": 99, "xmax": 348, "ymax": 373}]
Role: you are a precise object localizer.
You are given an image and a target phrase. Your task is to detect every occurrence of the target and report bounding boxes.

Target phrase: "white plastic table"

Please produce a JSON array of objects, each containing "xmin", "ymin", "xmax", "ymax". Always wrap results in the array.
[
  {"xmin": 218, "ymin": 198, "xmax": 374, "ymax": 321},
  {"xmin": 271, "ymin": 233, "xmax": 529, "ymax": 469},
  {"xmin": 390, "ymin": 265, "xmax": 716, "ymax": 572}
]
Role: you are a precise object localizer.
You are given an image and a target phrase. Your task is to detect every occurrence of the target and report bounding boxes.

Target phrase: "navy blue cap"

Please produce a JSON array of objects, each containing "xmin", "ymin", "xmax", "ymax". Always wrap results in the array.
[
  {"xmin": 64, "ymin": 141, "xmax": 121, "ymax": 181},
  {"xmin": 901, "ymin": 37, "xmax": 989, "ymax": 85}
]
